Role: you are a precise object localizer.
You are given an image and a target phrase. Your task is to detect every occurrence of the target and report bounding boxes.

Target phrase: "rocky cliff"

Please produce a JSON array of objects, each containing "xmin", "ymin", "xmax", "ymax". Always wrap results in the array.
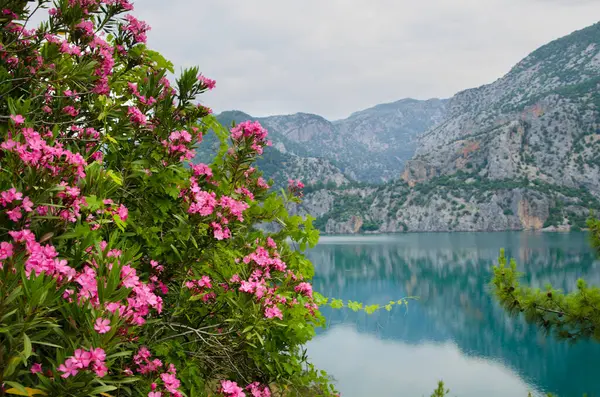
[{"xmin": 414, "ymin": 23, "xmax": 600, "ymax": 192}]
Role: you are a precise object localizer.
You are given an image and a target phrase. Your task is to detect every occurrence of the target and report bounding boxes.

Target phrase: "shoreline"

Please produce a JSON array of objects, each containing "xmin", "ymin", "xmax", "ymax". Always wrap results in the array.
[{"xmin": 316, "ymin": 228, "xmax": 590, "ymax": 237}]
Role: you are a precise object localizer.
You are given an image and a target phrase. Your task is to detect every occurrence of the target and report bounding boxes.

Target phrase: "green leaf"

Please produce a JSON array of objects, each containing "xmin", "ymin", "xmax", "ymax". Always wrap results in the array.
[
  {"xmin": 31, "ymin": 341, "xmax": 63, "ymax": 349},
  {"xmin": 106, "ymin": 170, "xmax": 123, "ymax": 186},
  {"xmin": 23, "ymin": 334, "xmax": 32, "ymax": 360},
  {"xmin": 104, "ymin": 134, "xmax": 118, "ymax": 144},
  {"xmin": 4, "ymin": 382, "xmax": 27, "ymax": 396},
  {"xmin": 347, "ymin": 301, "xmax": 363, "ymax": 312},
  {"xmin": 364, "ymin": 304, "xmax": 380, "ymax": 314},
  {"xmin": 3, "ymin": 356, "xmax": 21, "ymax": 377},
  {"xmin": 106, "ymin": 351, "xmax": 133, "ymax": 359},
  {"xmin": 89, "ymin": 385, "xmax": 117, "ymax": 395},
  {"xmin": 146, "ymin": 49, "xmax": 175, "ymax": 73},
  {"xmin": 330, "ymin": 299, "xmax": 344, "ymax": 309}
]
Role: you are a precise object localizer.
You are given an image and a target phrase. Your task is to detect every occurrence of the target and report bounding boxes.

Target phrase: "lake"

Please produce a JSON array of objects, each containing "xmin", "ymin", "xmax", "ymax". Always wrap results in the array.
[{"xmin": 305, "ymin": 232, "xmax": 600, "ymax": 397}]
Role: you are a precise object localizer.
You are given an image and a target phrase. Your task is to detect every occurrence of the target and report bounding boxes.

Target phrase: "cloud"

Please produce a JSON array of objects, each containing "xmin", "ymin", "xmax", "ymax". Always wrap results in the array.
[{"xmin": 134, "ymin": 0, "xmax": 600, "ymax": 119}]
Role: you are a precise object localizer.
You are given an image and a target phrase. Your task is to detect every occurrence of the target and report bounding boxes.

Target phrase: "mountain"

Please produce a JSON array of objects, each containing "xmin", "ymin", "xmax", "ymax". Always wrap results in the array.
[
  {"xmin": 411, "ymin": 22, "xmax": 600, "ymax": 191},
  {"xmin": 296, "ymin": 22, "xmax": 600, "ymax": 233},
  {"xmin": 261, "ymin": 98, "xmax": 448, "ymax": 182},
  {"xmin": 194, "ymin": 111, "xmax": 351, "ymax": 190},
  {"xmin": 202, "ymin": 99, "xmax": 447, "ymax": 185}
]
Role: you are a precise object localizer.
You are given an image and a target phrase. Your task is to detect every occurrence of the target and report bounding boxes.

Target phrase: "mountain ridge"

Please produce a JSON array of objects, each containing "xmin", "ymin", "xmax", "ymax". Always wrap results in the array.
[
  {"xmin": 200, "ymin": 21, "xmax": 600, "ymax": 234},
  {"xmin": 290, "ymin": 21, "xmax": 600, "ymax": 233}
]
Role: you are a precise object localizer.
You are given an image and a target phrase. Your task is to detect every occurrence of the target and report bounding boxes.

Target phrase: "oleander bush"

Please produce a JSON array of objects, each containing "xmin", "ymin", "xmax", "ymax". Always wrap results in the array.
[{"xmin": 0, "ymin": 1, "xmax": 339, "ymax": 396}]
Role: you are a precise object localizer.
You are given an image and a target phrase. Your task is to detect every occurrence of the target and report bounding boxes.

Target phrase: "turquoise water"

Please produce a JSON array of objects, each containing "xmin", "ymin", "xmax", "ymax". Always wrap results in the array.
[{"xmin": 305, "ymin": 232, "xmax": 600, "ymax": 397}]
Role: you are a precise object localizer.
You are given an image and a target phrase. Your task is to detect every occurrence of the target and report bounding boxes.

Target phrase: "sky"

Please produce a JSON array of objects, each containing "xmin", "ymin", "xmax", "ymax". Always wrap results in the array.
[{"xmin": 134, "ymin": 0, "xmax": 600, "ymax": 120}]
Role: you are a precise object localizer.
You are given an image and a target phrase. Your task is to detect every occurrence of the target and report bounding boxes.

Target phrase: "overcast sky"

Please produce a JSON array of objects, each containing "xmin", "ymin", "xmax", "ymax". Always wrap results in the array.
[{"xmin": 134, "ymin": 1, "xmax": 600, "ymax": 120}]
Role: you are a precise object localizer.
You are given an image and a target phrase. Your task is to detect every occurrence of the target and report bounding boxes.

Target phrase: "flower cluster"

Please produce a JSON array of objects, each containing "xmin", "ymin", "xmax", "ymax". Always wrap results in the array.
[
  {"xmin": 294, "ymin": 282, "xmax": 313, "ymax": 298},
  {"xmin": 128, "ymin": 106, "xmax": 148, "ymax": 125},
  {"xmin": 0, "ymin": 188, "xmax": 33, "ymax": 222},
  {"xmin": 1, "ymin": 127, "xmax": 87, "ymax": 180},
  {"xmin": 0, "ymin": 241, "xmax": 14, "ymax": 270},
  {"xmin": 107, "ymin": 264, "xmax": 163, "ymax": 325},
  {"xmin": 57, "ymin": 347, "xmax": 107, "ymax": 378},
  {"xmin": 55, "ymin": 182, "xmax": 88, "ymax": 222},
  {"xmin": 287, "ymin": 179, "xmax": 305, "ymax": 198},
  {"xmin": 184, "ymin": 275, "xmax": 215, "ymax": 301},
  {"xmin": 230, "ymin": 121, "xmax": 272, "ymax": 155},
  {"xmin": 233, "ymin": 244, "xmax": 289, "ymax": 320},
  {"xmin": 128, "ymin": 82, "xmax": 157, "ymax": 107},
  {"xmin": 73, "ymin": 247, "xmax": 162, "ymax": 325},
  {"xmin": 122, "ymin": 14, "xmax": 151, "ymax": 44},
  {"xmin": 197, "ymin": 74, "xmax": 216, "ymax": 90},
  {"xmin": 9, "ymin": 229, "xmax": 76, "ymax": 282},
  {"xmin": 134, "ymin": 347, "xmax": 183, "ymax": 397},
  {"xmin": 246, "ymin": 382, "xmax": 272, "ymax": 397},
  {"xmin": 162, "ymin": 130, "xmax": 195, "ymax": 161},
  {"xmin": 191, "ymin": 163, "xmax": 213, "ymax": 181},
  {"xmin": 220, "ymin": 380, "xmax": 245, "ymax": 397},
  {"xmin": 89, "ymin": 34, "xmax": 116, "ymax": 95},
  {"xmin": 219, "ymin": 380, "xmax": 272, "ymax": 397},
  {"xmin": 185, "ymin": 177, "xmax": 250, "ymax": 240}
]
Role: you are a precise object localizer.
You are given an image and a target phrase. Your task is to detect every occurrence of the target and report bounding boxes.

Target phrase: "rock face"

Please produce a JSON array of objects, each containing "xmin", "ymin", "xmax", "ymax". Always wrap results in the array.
[
  {"xmin": 413, "ymin": 23, "xmax": 600, "ymax": 193},
  {"xmin": 401, "ymin": 160, "xmax": 438, "ymax": 187}
]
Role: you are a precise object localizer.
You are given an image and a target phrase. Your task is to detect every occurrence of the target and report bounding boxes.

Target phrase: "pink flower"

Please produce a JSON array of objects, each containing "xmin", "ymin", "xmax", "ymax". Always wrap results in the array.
[
  {"xmin": 73, "ymin": 349, "xmax": 93, "ymax": 368},
  {"xmin": 57, "ymin": 358, "xmax": 79, "ymax": 378},
  {"xmin": 246, "ymin": 382, "xmax": 272, "ymax": 397},
  {"xmin": 128, "ymin": 106, "xmax": 147, "ymax": 125},
  {"xmin": 93, "ymin": 361, "xmax": 108, "ymax": 377},
  {"xmin": 6, "ymin": 207, "xmax": 22, "ymax": 222},
  {"xmin": 75, "ymin": 20, "xmax": 94, "ymax": 36},
  {"xmin": 121, "ymin": 264, "xmax": 140, "ymax": 288},
  {"xmin": 266, "ymin": 237, "xmax": 277, "ymax": 249},
  {"xmin": 89, "ymin": 347, "xmax": 107, "ymax": 363},
  {"xmin": 197, "ymin": 74, "xmax": 216, "ymax": 90},
  {"xmin": 117, "ymin": 204, "xmax": 128, "ymax": 221},
  {"xmin": 0, "ymin": 242, "xmax": 13, "ymax": 260},
  {"xmin": 62, "ymin": 289, "xmax": 74, "ymax": 302},
  {"xmin": 91, "ymin": 151, "xmax": 104, "ymax": 162},
  {"xmin": 0, "ymin": 188, "xmax": 23, "ymax": 205},
  {"xmin": 21, "ymin": 197, "xmax": 34, "ymax": 212},
  {"xmin": 294, "ymin": 282, "xmax": 313, "ymax": 298},
  {"xmin": 30, "ymin": 363, "xmax": 42, "ymax": 374},
  {"xmin": 264, "ymin": 306, "xmax": 283, "ymax": 320},
  {"xmin": 62, "ymin": 105, "xmax": 79, "ymax": 117},
  {"xmin": 221, "ymin": 380, "xmax": 245, "ymax": 397},
  {"xmin": 256, "ymin": 176, "xmax": 271, "ymax": 189},
  {"xmin": 94, "ymin": 318, "xmax": 111, "ymax": 334},
  {"xmin": 191, "ymin": 163, "xmax": 213, "ymax": 179},
  {"xmin": 122, "ymin": 15, "xmax": 150, "ymax": 44},
  {"xmin": 10, "ymin": 114, "xmax": 24, "ymax": 125},
  {"xmin": 160, "ymin": 372, "xmax": 181, "ymax": 394},
  {"xmin": 148, "ymin": 393, "xmax": 162, "ymax": 397}
]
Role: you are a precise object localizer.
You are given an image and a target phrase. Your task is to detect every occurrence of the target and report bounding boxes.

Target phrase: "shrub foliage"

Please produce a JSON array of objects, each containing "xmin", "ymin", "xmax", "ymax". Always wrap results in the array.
[{"xmin": 0, "ymin": 1, "xmax": 339, "ymax": 396}]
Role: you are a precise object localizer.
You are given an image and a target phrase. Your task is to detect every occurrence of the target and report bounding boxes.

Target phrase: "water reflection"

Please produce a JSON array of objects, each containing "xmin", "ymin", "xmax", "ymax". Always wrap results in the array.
[{"xmin": 306, "ymin": 232, "xmax": 600, "ymax": 397}]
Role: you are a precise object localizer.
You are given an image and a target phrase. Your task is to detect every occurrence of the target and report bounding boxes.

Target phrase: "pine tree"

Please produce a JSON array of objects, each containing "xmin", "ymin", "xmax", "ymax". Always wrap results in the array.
[{"xmin": 489, "ymin": 218, "xmax": 600, "ymax": 396}]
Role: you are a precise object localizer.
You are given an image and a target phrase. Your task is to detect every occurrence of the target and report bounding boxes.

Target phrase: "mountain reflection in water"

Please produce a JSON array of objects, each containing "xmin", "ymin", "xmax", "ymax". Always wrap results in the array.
[{"xmin": 305, "ymin": 232, "xmax": 600, "ymax": 397}]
